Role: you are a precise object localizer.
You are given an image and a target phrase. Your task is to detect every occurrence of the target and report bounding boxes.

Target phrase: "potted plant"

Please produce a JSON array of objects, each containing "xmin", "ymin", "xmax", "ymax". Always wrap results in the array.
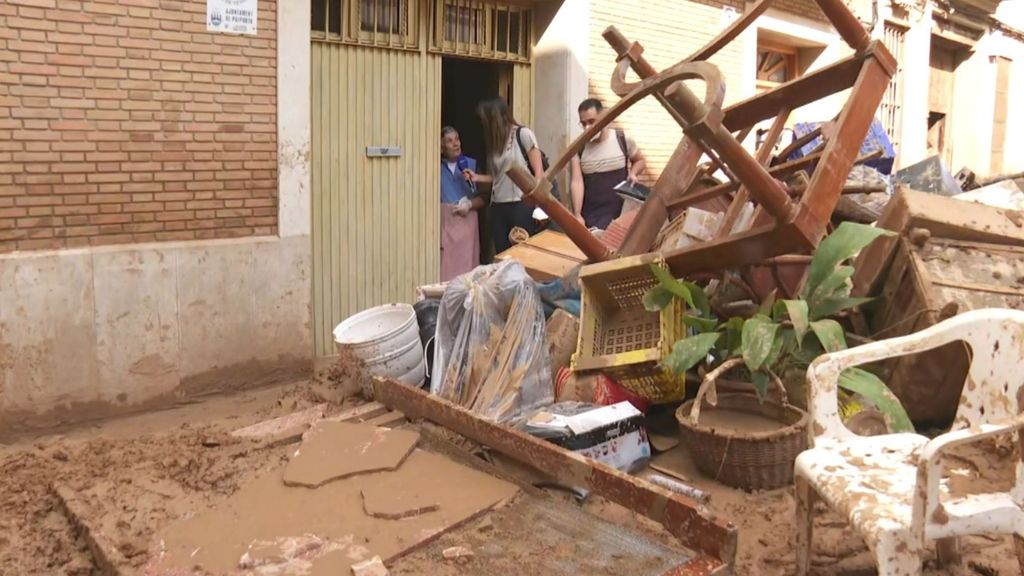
[{"xmin": 644, "ymin": 222, "xmax": 913, "ymax": 490}]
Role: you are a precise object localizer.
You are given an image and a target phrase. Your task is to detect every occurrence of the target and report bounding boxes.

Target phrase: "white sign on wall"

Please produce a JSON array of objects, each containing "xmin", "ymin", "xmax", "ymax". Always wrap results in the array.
[
  {"xmin": 207, "ymin": 0, "xmax": 258, "ymax": 35},
  {"xmin": 721, "ymin": 6, "xmax": 739, "ymax": 27}
]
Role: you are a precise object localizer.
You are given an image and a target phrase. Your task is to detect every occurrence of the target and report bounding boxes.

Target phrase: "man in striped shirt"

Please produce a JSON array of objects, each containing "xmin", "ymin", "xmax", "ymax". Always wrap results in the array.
[{"xmin": 569, "ymin": 98, "xmax": 647, "ymax": 230}]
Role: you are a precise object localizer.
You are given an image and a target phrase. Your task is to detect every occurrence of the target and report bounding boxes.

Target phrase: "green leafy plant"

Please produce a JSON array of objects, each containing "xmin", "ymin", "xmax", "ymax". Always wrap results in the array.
[{"xmin": 644, "ymin": 222, "xmax": 913, "ymax": 433}]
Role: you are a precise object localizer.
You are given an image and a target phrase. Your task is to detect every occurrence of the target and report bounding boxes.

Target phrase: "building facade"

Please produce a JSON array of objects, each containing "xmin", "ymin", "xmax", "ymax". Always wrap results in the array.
[
  {"xmin": 536, "ymin": 0, "xmax": 1024, "ymax": 185},
  {"xmin": 0, "ymin": 0, "xmax": 312, "ymax": 432},
  {"xmin": 1, "ymin": 0, "xmax": 1020, "ymax": 432}
]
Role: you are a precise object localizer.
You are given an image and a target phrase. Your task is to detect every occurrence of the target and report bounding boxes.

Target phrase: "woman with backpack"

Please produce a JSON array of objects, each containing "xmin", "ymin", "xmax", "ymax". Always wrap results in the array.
[{"xmin": 461, "ymin": 98, "xmax": 547, "ymax": 254}]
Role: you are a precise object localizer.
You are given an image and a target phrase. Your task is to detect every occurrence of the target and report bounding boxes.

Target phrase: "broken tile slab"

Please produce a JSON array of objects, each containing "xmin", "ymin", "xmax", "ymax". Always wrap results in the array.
[
  {"xmin": 148, "ymin": 449, "xmax": 520, "ymax": 574},
  {"xmin": 283, "ymin": 421, "xmax": 419, "ymax": 488},
  {"xmin": 361, "ymin": 482, "xmax": 440, "ymax": 520},
  {"xmin": 350, "ymin": 555, "xmax": 389, "ymax": 576},
  {"xmin": 360, "ymin": 410, "xmax": 406, "ymax": 429},
  {"xmin": 323, "ymin": 402, "xmax": 389, "ymax": 424},
  {"xmin": 231, "ymin": 404, "xmax": 327, "ymax": 441}
]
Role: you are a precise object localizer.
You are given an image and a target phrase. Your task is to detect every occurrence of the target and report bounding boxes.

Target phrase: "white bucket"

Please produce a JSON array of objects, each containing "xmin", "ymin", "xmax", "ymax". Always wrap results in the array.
[{"xmin": 333, "ymin": 303, "xmax": 425, "ymax": 386}]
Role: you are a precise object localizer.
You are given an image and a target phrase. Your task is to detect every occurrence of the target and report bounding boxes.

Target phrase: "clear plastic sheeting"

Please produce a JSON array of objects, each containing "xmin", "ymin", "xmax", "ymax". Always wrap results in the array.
[{"xmin": 431, "ymin": 260, "xmax": 553, "ymax": 423}]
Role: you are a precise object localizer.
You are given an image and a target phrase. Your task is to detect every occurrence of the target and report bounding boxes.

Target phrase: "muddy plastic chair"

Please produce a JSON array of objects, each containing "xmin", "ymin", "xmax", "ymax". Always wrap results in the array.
[{"xmin": 794, "ymin": 308, "xmax": 1024, "ymax": 575}]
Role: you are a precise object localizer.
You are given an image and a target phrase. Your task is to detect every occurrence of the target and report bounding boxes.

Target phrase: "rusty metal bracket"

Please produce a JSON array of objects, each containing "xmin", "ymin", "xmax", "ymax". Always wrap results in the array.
[{"xmin": 371, "ymin": 377, "xmax": 738, "ymax": 571}]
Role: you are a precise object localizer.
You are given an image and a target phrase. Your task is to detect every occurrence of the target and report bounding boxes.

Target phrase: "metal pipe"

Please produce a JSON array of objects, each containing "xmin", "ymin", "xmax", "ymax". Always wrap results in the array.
[{"xmin": 648, "ymin": 474, "xmax": 712, "ymax": 504}]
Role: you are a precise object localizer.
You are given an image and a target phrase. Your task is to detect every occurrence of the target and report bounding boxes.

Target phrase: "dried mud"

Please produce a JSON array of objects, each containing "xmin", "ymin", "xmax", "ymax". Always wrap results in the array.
[
  {"xmin": 1, "ymin": 364, "xmax": 1020, "ymax": 576},
  {"xmin": 0, "ymin": 356, "xmax": 363, "ymax": 576}
]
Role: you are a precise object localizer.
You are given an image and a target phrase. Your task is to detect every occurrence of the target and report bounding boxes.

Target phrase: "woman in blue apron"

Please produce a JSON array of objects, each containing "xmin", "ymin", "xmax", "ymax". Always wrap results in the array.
[{"xmin": 439, "ymin": 126, "xmax": 481, "ymax": 281}]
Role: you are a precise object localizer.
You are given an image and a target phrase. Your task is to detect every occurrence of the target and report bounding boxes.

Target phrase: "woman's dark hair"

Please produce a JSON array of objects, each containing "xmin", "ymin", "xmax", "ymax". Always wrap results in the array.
[{"xmin": 476, "ymin": 98, "xmax": 518, "ymax": 158}]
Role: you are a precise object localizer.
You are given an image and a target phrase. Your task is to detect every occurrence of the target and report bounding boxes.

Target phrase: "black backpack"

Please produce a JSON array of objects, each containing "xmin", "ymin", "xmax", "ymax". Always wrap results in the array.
[
  {"xmin": 577, "ymin": 128, "xmax": 630, "ymax": 171},
  {"xmin": 515, "ymin": 127, "xmax": 561, "ymax": 201}
]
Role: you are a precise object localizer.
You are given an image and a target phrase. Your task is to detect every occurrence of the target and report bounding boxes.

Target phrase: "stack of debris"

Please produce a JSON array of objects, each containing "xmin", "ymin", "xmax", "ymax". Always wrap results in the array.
[
  {"xmin": 852, "ymin": 181, "xmax": 1024, "ymax": 429},
  {"xmin": 327, "ymin": 0, "xmax": 1024, "ymax": 572}
]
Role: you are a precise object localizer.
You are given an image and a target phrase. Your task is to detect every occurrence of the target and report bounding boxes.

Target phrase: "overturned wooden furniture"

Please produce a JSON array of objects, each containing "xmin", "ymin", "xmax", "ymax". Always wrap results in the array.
[
  {"xmin": 372, "ymin": 376, "xmax": 738, "ymax": 574},
  {"xmin": 509, "ymin": 0, "xmax": 896, "ymax": 277}
]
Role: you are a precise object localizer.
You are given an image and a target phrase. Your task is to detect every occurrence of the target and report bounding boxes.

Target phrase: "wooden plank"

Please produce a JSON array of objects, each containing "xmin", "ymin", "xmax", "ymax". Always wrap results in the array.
[
  {"xmin": 371, "ymin": 377, "xmax": 737, "ymax": 570},
  {"xmin": 362, "ymin": 409, "xmax": 408, "ymax": 428},
  {"xmin": 53, "ymin": 483, "xmax": 132, "ymax": 576},
  {"xmin": 231, "ymin": 404, "xmax": 327, "ymax": 440},
  {"xmin": 526, "ymin": 230, "xmax": 588, "ymax": 259},
  {"xmin": 325, "ymin": 401, "xmax": 389, "ymax": 423},
  {"xmin": 494, "ymin": 242, "xmax": 583, "ymax": 281}
]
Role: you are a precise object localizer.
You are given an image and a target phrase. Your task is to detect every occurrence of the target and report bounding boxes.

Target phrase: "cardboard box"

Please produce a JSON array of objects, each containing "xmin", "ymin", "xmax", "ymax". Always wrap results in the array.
[
  {"xmin": 523, "ymin": 401, "xmax": 651, "ymax": 472},
  {"xmin": 545, "ymin": 309, "xmax": 579, "ymax": 378},
  {"xmin": 494, "ymin": 230, "xmax": 586, "ymax": 282}
]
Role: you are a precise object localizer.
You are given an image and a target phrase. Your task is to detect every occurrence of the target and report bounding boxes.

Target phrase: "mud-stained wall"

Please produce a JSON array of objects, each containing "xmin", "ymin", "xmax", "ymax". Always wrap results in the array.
[
  {"xmin": 0, "ymin": 0, "xmax": 314, "ymax": 436},
  {"xmin": 0, "ymin": 236, "xmax": 312, "ymax": 435}
]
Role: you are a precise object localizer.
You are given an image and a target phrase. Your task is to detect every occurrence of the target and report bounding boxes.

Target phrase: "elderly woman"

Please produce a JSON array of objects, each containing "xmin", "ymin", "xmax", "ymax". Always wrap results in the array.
[{"xmin": 439, "ymin": 126, "xmax": 482, "ymax": 281}]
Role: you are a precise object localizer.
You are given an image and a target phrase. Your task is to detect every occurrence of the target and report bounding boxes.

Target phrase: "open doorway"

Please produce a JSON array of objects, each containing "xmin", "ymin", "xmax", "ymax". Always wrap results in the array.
[
  {"xmin": 441, "ymin": 57, "xmax": 512, "ymax": 263},
  {"xmin": 927, "ymin": 38, "xmax": 964, "ymax": 166}
]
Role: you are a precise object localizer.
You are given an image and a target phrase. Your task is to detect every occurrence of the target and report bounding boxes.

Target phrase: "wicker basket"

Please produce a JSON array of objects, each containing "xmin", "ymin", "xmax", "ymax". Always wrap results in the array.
[
  {"xmin": 676, "ymin": 392, "xmax": 808, "ymax": 491},
  {"xmin": 571, "ymin": 253, "xmax": 687, "ymax": 402}
]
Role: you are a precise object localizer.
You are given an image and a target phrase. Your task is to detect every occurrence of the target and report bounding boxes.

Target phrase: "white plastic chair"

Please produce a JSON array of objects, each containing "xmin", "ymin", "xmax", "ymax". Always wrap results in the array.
[{"xmin": 794, "ymin": 308, "xmax": 1024, "ymax": 575}]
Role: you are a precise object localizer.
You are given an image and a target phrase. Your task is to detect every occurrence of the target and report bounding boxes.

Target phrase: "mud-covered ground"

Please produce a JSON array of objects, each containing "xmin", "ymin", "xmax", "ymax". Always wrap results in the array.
[{"xmin": 1, "ymin": 368, "xmax": 1020, "ymax": 575}]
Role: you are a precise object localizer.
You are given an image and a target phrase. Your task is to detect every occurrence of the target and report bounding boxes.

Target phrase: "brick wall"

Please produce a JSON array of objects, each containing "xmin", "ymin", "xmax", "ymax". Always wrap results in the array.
[
  {"xmin": 776, "ymin": 0, "xmax": 831, "ymax": 22},
  {"xmin": 0, "ymin": 0, "xmax": 277, "ymax": 252},
  {"xmin": 589, "ymin": 0, "xmax": 748, "ymax": 182}
]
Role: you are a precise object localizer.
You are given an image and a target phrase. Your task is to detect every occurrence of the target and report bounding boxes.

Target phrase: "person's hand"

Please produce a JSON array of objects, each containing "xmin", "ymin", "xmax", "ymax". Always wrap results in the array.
[
  {"xmin": 462, "ymin": 169, "xmax": 477, "ymax": 184},
  {"xmin": 454, "ymin": 197, "xmax": 472, "ymax": 216},
  {"xmin": 626, "ymin": 172, "xmax": 638, "ymax": 185},
  {"xmin": 573, "ymin": 213, "xmax": 585, "ymax": 226}
]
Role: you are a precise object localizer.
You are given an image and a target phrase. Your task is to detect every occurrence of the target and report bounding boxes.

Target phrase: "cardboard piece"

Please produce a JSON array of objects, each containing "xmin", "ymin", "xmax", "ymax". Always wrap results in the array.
[
  {"xmin": 852, "ymin": 187, "xmax": 1024, "ymax": 298},
  {"xmin": 149, "ymin": 449, "xmax": 519, "ymax": 574},
  {"xmin": 361, "ymin": 479, "xmax": 440, "ymax": 520},
  {"xmin": 494, "ymin": 230, "xmax": 586, "ymax": 282},
  {"xmin": 283, "ymin": 422, "xmax": 419, "ymax": 488},
  {"xmin": 650, "ymin": 446, "xmax": 700, "ymax": 483},
  {"xmin": 545, "ymin": 309, "xmax": 579, "ymax": 378}
]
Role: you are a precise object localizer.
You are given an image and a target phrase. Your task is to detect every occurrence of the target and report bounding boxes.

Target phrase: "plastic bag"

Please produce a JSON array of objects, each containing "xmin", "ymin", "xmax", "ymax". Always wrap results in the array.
[
  {"xmin": 536, "ymin": 265, "xmax": 581, "ymax": 318},
  {"xmin": 431, "ymin": 260, "xmax": 553, "ymax": 423}
]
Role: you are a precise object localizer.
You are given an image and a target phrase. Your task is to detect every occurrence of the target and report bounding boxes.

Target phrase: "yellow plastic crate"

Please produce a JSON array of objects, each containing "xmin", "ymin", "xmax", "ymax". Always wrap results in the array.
[{"xmin": 570, "ymin": 253, "xmax": 688, "ymax": 402}]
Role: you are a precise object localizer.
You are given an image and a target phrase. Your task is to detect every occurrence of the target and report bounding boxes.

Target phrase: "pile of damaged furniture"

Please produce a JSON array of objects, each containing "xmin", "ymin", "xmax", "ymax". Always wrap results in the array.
[{"xmin": 333, "ymin": 0, "xmax": 1024, "ymax": 574}]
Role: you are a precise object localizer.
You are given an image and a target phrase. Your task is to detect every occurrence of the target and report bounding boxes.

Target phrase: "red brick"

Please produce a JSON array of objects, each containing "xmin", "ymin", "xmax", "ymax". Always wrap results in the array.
[
  {"xmin": 6, "ymin": 16, "xmax": 56, "ymax": 31},
  {"xmin": 83, "ymin": 45, "xmax": 127, "ymax": 58},
  {"xmin": 12, "ymin": 0, "xmax": 58, "ymax": 9},
  {"xmin": 47, "ymin": 54, "xmax": 93, "ymax": 66},
  {"xmin": 46, "ymin": 9, "xmax": 92, "ymax": 23}
]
